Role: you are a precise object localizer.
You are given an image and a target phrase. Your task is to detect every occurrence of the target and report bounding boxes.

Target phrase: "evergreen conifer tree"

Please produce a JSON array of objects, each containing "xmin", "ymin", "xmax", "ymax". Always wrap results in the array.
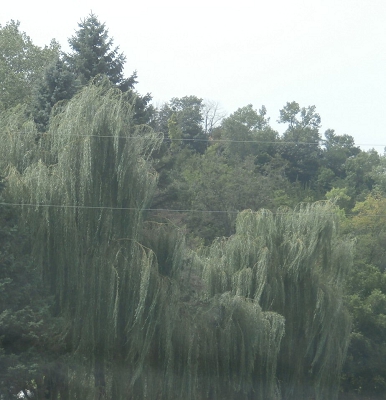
[
  {"xmin": 66, "ymin": 13, "xmax": 135, "ymax": 91},
  {"xmin": 66, "ymin": 13, "xmax": 153, "ymax": 124},
  {"xmin": 31, "ymin": 57, "xmax": 79, "ymax": 132}
]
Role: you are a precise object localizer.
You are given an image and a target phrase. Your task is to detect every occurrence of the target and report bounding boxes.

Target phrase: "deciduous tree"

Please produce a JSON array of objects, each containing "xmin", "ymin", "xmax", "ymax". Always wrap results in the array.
[
  {"xmin": 341, "ymin": 194, "xmax": 386, "ymax": 398},
  {"xmin": 278, "ymin": 102, "xmax": 322, "ymax": 186},
  {"xmin": 0, "ymin": 21, "xmax": 59, "ymax": 110}
]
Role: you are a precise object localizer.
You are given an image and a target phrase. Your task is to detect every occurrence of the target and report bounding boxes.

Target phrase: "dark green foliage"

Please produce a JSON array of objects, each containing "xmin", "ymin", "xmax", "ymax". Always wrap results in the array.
[
  {"xmin": 148, "ymin": 97, "xmax": 213, "ymax": 217},
  {"xmin": 0, "ymin": 178, "xmax": 64, "ymax": 399},
  {"xmin": 124, "ymin": 89, "xmax": 154, "ymax": 125},
  {"xmin": 314, "ymin": 130, "xmax": 361, "ymax": 194},
  {"xmin": 344, "ymin": 150, "xmax": 380, "ymax": 200},
  {"xmin": 220, "ymin": 104, "xmax": 278, "ymax": 164},
  {"xmin": 5, "ymin": 83, "xmax": 352, "ymax": 400},
  {"xmin": 31, "ymin": 57, "xmax": 79, "ymax": 132},
  {"xmin": 169, "ymin": 96, "xmax": 207, "ymax": 153},
  {"xmin": 66, "ymin": 13, "xmax": 133, "ymax": 90},
  {"xmin": 277, "ymin": 102, "xmax": 322, "ymax": 186},
  {"xmin": 3, "ymin": 15, "xmax": 386, "ymax": 396},
  {"xmin": 155, "ymin": 96, "xmax": 208, "ymax": 153},
  {"xmin": 66, "ymin": 13, "xmax": 153, "ymax": 124},
  {"xmin": 181, "ymin": 154, "xmax": 288, "ymax": 242},
  {"xmin": 340, "ymin": 194, "xmax": 386, "ymax": 398},
  {"xmin": 141, "ymin": 222, "xmax": 185, "ymax": 278},
  {"xmin": 343, "ymin": 266, "xmax": 386, "ymax": 397},
  {"xmin": 322, "ymin": 129, "xmax": 361, "ymax": 178}
]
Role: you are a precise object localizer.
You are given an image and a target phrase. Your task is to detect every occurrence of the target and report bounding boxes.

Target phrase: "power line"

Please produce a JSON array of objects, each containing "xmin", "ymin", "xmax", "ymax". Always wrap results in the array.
[
  {"xmin": 19, "ymin": 132, "xmax": 386, "ymax": 147},
  {"xmin": 1, "ymin": 201, "xmax": 385, "ymax": 217},
  {"xmin": 33, "ymin": 133, "xmax": 322, "ymax": 145},
  {"xmin": 0, "ymin": 202, "xmax": 238, "ymax": 214}
]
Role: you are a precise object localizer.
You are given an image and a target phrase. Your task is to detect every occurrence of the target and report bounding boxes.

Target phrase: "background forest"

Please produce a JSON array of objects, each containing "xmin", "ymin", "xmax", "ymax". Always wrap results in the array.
[{"xmin": 1, "ymin": 14, "xmax": 386, "ymax": 400}]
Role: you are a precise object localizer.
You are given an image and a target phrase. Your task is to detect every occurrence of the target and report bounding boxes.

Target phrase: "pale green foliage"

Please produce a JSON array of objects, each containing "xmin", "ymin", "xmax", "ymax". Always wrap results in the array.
[
  {"xmin": 203, "ymin": 202, "xmax": 353, "ymax": 400},
  {"xmin": 0, "ymin": 20, "xmax": 59, "ymax": 109},
  {"xmin": 0, "ymin": 105, "xmax": 41, "ymax": 173},
  {"xmin": 167, "ymin": 112, "xmax": 183, "ymax": 152},
  {"xmin": 4, "ymin": 82, "xmax": 284, "ymax": 399},
  {"xmin": 6, "ymin": 82, "xmax": 166, "ymax": 397},
  {"xmin": 3, "ymin": 82, "xmax": 353, "ymax": 399}
]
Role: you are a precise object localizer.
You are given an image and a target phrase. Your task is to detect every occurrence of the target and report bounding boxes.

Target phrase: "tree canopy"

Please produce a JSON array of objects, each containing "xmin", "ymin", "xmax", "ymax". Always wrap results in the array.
[
  {"xmin": 1, "ymin": 14, "xmax": 386, "ymax": 400},
  {"xmin": 0, "ymin": 20, "xmax": 59, "ymax": 110},
  {"xmin": 66, "ymin": 13, "xmax": 135, "ymax": 91}
]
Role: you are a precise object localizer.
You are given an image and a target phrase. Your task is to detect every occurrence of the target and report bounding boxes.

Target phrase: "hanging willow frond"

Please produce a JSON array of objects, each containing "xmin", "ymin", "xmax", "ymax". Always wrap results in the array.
[
  {"xmin": 4, "ymin": 81, "xmax": 353, "ymax": 399},
  {"xmin": 0, "ymin": 105, "xmax": 43, "ymax": 173},
  {"xmin": 202, "ymin": 202, "xmax": 353, "ymax": 400}
]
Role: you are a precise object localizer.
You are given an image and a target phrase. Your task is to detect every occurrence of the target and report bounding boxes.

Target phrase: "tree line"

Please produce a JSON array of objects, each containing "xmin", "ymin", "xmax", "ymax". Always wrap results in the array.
[{"xmin": 1, "ymin": 13, "xmax": 386, "ymax": 399}]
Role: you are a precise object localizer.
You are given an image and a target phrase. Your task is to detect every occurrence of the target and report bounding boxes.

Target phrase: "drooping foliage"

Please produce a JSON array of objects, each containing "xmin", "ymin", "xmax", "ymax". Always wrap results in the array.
[
  {"xmin": 203, "ymin": 202, "xmax": 353, "ymax": 400},
  {"xmin": 0, "ymin": 176, "xmax": 65, "ymax": 400},
  {"xmin": 6, "ymin": 82, "xmax": 162, "ymax": 397},
  {"xmin": 0, "ymin": 104, "xmax": 43, "ymax": 174},
  {"xmin": 0, "ymin": 47, "xmax": 357, "ymax": 397},
  {"xmin": 3, "ymin": 82, "xmax": 285, "ymax": 399}
]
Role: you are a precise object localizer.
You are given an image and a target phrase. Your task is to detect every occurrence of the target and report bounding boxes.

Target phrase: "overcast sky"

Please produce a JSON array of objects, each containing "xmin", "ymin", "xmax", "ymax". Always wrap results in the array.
[{"xmin": 2, "ymin": 0, "xmax": 386, "ymax": 151}]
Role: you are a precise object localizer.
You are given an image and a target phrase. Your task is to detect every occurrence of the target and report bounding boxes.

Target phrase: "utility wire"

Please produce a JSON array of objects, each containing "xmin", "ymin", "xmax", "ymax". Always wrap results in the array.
[
  {"xmin": 1, "ymin": 201, "xmax": 385, "ymax": 217},
  {"xmin": 1, "ymin": 136, "xmax": 384, "ymax": 213},
  {"xmin": 20, "ymin": 132, "xmax": 386, "ymax": 147},
  {"xmin": 33, "ymin": 133, "xmax": 322, "ymax": 145},
  {"xmin": 0, "ymin": 202, "xmax": 242, "ymax": 214}
]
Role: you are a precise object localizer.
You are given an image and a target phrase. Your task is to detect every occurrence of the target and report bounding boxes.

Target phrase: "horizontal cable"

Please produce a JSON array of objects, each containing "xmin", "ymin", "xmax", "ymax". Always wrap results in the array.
[
  {"xmin": 0, "ymin": 202, "xmax": 239, "ymax": 214},
  {"xmin": 0, "ymin": 201, "xmax": 384, "ymax": 217},
  {"xmin": 35, "ymin": 133, "xmax": 321, "ymax": 145},
  {"xmin": 21, "ymin": 132, "xmax": 386, "ymax": 147}
]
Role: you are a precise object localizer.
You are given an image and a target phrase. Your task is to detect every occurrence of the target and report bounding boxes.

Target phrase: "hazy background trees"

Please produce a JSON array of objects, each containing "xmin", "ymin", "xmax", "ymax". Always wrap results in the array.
[
  {"xmin": 1, "ymin": 13, "xmax": 386, "ymax": 400},
  {"xmin": 0, "ymin": 20, "xmax": 59, "ymax": 110}
]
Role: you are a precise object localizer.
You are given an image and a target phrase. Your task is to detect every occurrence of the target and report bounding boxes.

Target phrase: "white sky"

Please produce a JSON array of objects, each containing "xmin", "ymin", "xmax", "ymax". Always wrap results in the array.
[{"xmin": 2, "ymin": 0, "xmax": 386, "ymax": 151}]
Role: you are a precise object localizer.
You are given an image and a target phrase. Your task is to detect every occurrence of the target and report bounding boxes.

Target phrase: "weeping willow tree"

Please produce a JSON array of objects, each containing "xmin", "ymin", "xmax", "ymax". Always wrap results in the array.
[
  {"xmin": 0, "ymin": 104, "xmax": 42, "ymax": 173},
  {"xmin": 6, "ymin": 81, "xmax": 164, "ymax": 398},
  {"xmin": 203, "ymin": 203, "xmax": 353, "ymax": 400},
  {"xmin": 4, "ymin": 82, "xmax": 286, "ymax": 399},
  {"xmin": 2, "ymin": 77, "xmax": 353, "ymax": 399}
]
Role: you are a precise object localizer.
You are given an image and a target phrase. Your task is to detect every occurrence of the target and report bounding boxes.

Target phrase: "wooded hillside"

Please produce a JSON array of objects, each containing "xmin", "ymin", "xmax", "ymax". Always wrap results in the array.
[{"xmin": 1, "ymin": 14, "xmax": 385, "ymax": 400}]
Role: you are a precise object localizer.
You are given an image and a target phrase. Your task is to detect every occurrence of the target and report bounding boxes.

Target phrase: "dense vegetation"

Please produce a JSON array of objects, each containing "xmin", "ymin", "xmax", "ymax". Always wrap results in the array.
[{"xmin": 1, "ymin": 14, "xmax": 385, "ymax": 400}]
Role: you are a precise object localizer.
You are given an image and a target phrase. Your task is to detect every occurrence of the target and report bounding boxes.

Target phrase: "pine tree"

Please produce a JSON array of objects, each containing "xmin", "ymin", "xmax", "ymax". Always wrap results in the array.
[
  {"xmin": 66, "ymin": 13, "xmax": 153, "ymax": 124},
  {"xmin": 31, "ymin": 57, "xmax": 79, "ymax": 132},
  {"xmin": 66, "ymin": 13, "xmax": 135, "ymax": 91}
]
